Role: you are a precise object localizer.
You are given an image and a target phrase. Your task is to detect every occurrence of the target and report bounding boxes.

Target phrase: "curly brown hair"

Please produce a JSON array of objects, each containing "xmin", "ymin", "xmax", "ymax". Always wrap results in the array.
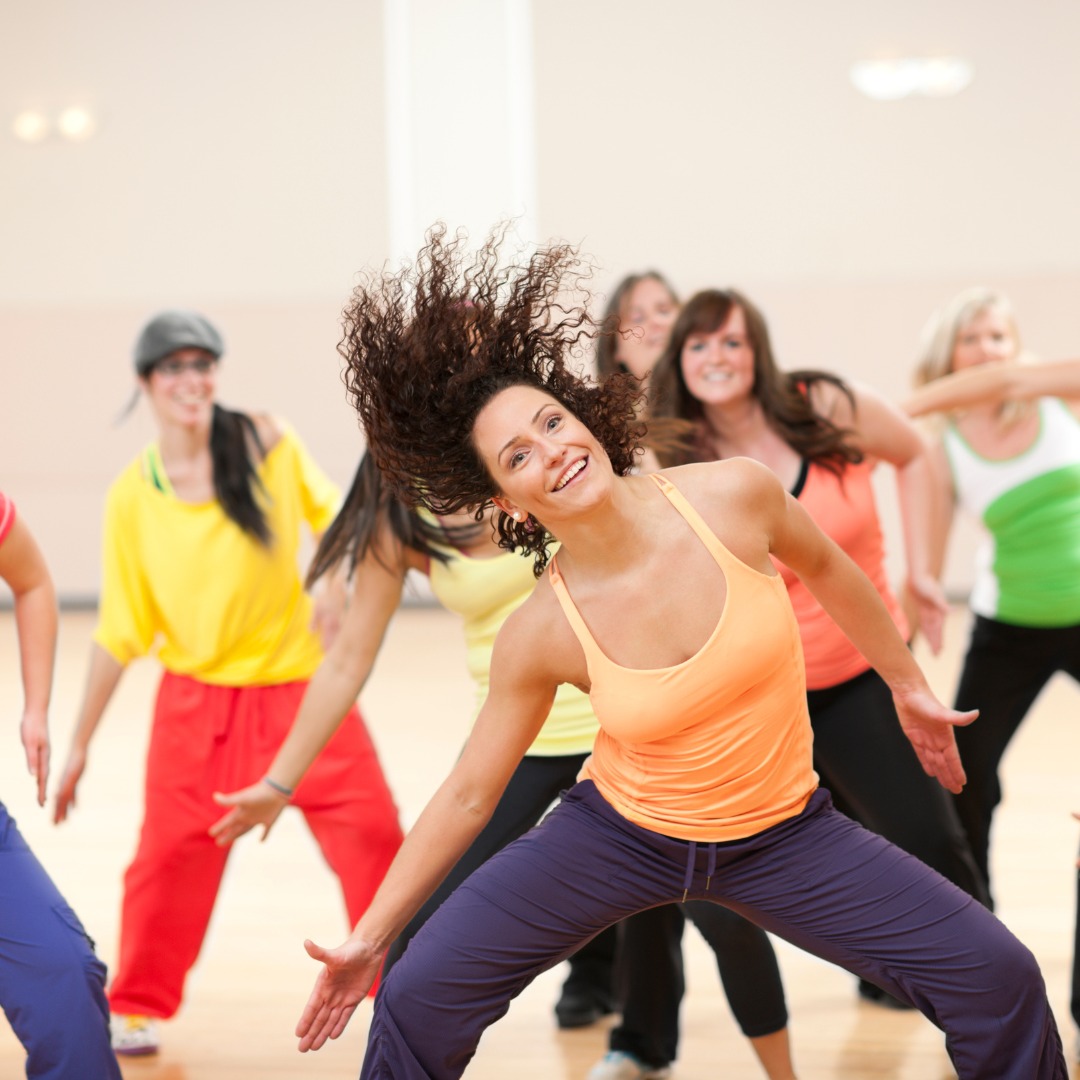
[{"xmin": 339, "ymin": 224, "xmax": 646, "ymax": 576}]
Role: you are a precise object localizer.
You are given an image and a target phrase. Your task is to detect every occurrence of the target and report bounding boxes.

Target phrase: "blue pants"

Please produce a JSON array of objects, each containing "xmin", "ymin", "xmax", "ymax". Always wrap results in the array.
[
  {"xmin": 0, "ymin": 802, "xmax": 120, "ymax": 1080},
  {"xmin": 383, "ymin": 752, "xmax": 615, "ymax": 1000},
  {"xmin": 363, "ymin": 783, "xmax": 1064, "ymax": 1080}
]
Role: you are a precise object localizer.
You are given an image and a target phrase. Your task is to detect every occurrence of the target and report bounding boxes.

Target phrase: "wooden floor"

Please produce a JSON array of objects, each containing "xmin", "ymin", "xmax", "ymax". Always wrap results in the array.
[{"xmin": 1, "ymin": 606, "xmax": 1078, "ymax": 1078}]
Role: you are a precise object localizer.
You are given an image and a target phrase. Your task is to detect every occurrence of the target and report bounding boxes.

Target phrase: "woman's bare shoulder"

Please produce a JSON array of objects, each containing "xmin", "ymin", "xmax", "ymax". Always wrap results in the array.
[
  {"xmin": 495, "ymin": 571, "xmax": 586, "ymax": 683},
  {"xmin": 250, "ymin": 412, "xmax": 284, "ymax": 457},
  {"xmin": 659, "ymin": 458, "xmax": 780, "ymax": 502}
]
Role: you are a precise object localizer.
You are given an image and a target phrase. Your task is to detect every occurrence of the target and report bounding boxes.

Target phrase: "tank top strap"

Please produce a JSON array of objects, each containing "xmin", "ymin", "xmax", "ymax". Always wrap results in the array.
[
  {"xmin": 648, "ymin": 472, "xmax": 734, "ymax": 568},
  {"xmin": 547, "ymin": 556, "xmax": 602, "ymax": 658},
  {"xmin": 550, "ymin": 471, "xmax": 757, "ymax": 664}
]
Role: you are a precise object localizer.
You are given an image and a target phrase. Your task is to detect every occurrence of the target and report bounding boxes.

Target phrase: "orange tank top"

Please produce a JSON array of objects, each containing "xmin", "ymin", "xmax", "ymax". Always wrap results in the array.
[
  {"xmin": 548, "ymin": 473, "xmax": 818, "ymax": 842},
  {"xmin": 776, "ymin": 460, "xmax": 907, "ymax": 689}
]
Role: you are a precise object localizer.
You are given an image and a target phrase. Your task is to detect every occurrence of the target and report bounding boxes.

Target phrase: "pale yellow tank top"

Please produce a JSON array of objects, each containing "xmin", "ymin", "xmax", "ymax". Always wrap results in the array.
[{"xmin": 428, "ymin": 542, "xmax": 599, "ymax": 756}]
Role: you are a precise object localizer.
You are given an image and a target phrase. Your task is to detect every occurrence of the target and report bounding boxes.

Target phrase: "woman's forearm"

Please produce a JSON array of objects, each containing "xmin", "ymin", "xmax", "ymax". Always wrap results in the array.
[
  {"xmin": 266, "ymin": 554, "xmax": 404, "ymax": 791},
  {"xmin": 345, "ymin": 770, "xmax": 500, "ymax": 951},
  {"xmin": 905, "ymin": 359, "xmax": 1080, "ymax": 417},
  {"xmin": 68, "ymin": 643, "xmax": 125, "ymax": 753},
  {"xmin": 895, "ymin": 454, "xmax": 936, "ymax": 586},
  {"xmin": 803, "ymin": 545, "xmax": 927, "ymax": 692},
  {"xmin": 345, "ymin": 619, "xmax": 556, "ymax": 952},
  {"xmin": 265, "ymin": 651, "xmax": 372, "ymax": 791},
  {"xmin": 14, "ymin": 579, "xmax": 57, "ymax": 717}
]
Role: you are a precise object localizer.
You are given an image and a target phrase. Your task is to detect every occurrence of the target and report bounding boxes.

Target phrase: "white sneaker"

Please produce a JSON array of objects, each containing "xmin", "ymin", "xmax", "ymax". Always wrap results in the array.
[
  {"xmin": 586, "ymin": 1051, "xmax": 673, "ymax": 1080},
  {"xmin": 110, "ymin": 1013, "xmax": 160, "ymax": 1056}
]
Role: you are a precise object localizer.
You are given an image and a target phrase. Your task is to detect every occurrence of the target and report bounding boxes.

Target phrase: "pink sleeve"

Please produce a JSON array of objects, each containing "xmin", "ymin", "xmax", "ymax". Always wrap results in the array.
[{"xmin": 0, "ymin": 492, "xmax": 15, "ymax": 546}]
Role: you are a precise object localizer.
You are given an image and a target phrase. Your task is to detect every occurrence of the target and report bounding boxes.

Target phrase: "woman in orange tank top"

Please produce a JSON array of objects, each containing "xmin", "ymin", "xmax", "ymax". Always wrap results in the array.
[{"xmin": 294, "ymin": 227, "xmax": 1065, "ymax": 1079}]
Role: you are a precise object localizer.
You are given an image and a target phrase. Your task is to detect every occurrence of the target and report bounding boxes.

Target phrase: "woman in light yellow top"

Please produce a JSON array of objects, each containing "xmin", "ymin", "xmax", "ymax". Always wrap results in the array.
[{"xmin": 211, "ymin": 448, "xmax": 615, "ymax": 1028}]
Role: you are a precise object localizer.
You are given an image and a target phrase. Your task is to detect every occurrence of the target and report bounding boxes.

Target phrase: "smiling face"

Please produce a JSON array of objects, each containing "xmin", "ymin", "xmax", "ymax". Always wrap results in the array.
[
  {"xmin": 472, "ymin": 384, "xmax": 610, "ymax": 525},
  {"xmin": 140, "ymin": 347, "xmax": 218, "ymax": 430},
  {"xmin": 615, "ymin": 276, "xmax": 679, "ymax": 381},
  {"xmin": 679, "ymin": 305, "xmax": 756, "ymax": 408},
  {"xmin": 950, "ymin": 305, "xmax": 1018, "ymax": 373}
]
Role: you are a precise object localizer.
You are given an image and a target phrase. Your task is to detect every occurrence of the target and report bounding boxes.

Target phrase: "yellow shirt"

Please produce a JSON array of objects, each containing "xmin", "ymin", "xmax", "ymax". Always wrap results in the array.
[
  {"xmin": 427, "ymin": 543, "xmax": 599, "ymax": 757},
  {"xmin": 93, "ymin": 427, "xmax": 338, "ymax": 686}
]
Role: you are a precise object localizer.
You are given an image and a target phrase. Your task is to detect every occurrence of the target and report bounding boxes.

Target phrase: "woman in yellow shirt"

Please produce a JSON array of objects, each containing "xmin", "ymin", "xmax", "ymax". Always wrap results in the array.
[{"xmin": 52, "ymin": 311, "xmax": 403, "ymax": 1056}]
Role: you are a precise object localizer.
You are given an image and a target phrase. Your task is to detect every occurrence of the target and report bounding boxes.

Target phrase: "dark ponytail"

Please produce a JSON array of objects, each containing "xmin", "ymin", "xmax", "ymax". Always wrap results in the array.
[
  {"xmin": 306, "ymin": 451, "xmax": 480, "ymax": 587},
  {"xmin": 210, "ymin": 404, "xmax": 272, "ymax": 545}
]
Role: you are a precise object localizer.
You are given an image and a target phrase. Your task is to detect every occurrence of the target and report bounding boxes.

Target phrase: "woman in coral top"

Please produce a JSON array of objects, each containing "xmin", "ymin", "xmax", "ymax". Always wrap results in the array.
[
  {"xmin": 648, "ymin": 288, "xmax": 987, "ymax": 904},
  {"xmin": 0, "ymin": 492, "xmax": 122, "ymax": 1079},
  {"xmin": 292, "ymin": 228, "xmax": 1063, "ymax": 1079},
  {"xmin": 52, "ymin": 311, "xmax": 403, "ymax": 1056}
]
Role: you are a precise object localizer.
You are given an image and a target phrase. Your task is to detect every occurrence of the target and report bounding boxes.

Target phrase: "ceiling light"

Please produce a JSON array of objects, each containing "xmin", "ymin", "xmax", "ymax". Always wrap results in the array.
[
  {"xmin": 12, "ymin": 109, "xmax": 51, "ymax": 142},
  {"xmin": 57, "ymin": 106, "xmax": 97, "ymax": 140},
  {"xmin": 850, "ymin": 57, "xmax": 974, "ymax": 101}
]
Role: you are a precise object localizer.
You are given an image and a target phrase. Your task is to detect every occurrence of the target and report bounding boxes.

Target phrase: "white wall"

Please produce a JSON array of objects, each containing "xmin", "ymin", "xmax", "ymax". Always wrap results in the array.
[
  {"xmin": 1, "ymin": 0, "xmax": 388, "ymax": 596},
  {"xmin": 2, "ymin": 0, "xmax": 1078, "ymax": 601}
]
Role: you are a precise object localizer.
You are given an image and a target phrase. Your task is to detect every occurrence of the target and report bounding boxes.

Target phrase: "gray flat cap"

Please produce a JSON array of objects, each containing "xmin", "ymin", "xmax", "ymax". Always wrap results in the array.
[{"xmin": 133, "ymin": 310, "xmax": 224, "ymax": 374}]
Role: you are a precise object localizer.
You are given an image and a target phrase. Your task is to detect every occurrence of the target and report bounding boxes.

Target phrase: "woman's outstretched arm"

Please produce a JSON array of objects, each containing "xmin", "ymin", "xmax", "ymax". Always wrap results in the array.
[
  {"xmin": 736, "ymin": 459, "xmax": 977, "ymax": 793},
  {"xmin": 0, "ymin": 512, "xmax": 58, "ymax": 806},
  {"xmin": 823, "ymin": 381, "xmax": 949, "ymax": 652},
  {"xmin": 904, "ymin": 359, "xmax": 1080, "ymax": 417},
  {"xmin": 210, "ymin": 524, "xmax": 415, "ymax": 845},
  {"xmin": 294, "ymin": 597, "xmax": 560, "ymax": 1051}
]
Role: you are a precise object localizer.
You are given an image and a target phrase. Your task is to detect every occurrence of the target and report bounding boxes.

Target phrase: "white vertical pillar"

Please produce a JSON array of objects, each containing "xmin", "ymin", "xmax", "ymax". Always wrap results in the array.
[
  {"xmin": 382, "ymin": 0, "xmax": 538, "ymax": 261},
  {"xmin": 382, "ymin": 0, "xmax": 417, "ymax": 263}
]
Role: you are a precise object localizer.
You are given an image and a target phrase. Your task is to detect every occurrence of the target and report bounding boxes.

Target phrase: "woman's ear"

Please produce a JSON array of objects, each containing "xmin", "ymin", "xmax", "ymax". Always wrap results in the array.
[{"xmin": 492, "ymin": 495, "xmax": 524, "ymax": 522}]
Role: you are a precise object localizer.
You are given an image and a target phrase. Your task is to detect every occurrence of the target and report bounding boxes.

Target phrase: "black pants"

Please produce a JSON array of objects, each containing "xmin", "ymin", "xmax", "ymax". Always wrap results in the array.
[
  {"xmin": 953, "ymin": 616, "xmax": 1080, "ymax": 892},
  {"xmin": 946, "ymin": 615, "xmax": 1080, "ymax": 1024},
  {"xmin": 810, "ymin": 667, "xmax": 986, "ymax": 901},
  {"xmin": 610, "ymin": 665, "xmax": 988, "ymax": 1068},
  {"xmin": 383, "ymin": 752, "xmax": 615, "ymax": 994}
]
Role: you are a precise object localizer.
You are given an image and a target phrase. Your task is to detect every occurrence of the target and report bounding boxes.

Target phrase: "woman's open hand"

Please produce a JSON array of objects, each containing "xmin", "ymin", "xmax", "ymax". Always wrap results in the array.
[
  {"xmin": 209, "ymin": 781, "xmax": 289, "ymax": 846},
  {"xmin": 296, "ymin": 936, "xmax": 383, "ymax": 1052},
  {"xmin": 893, "ymin": 685, "xmax": 977, "ymax": 795}
]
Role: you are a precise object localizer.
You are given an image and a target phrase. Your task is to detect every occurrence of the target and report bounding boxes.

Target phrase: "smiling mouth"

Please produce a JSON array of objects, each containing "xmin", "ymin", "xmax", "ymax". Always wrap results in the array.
[{"xmin": 553, "ymin": 457, "xmax": 587, "ymax": 491}]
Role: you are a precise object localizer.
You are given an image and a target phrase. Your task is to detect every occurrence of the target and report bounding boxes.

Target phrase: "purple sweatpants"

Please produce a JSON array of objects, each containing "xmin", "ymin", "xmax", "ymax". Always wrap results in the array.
[{"xmin": 362, "ymin": 783, "xmax": 1065, "ymax": 1079}]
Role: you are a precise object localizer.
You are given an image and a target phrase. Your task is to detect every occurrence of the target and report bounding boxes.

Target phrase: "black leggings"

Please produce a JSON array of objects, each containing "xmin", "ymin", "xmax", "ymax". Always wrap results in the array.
[
  {"xmin": 810, "ymin": 666, "xmax": 986, "ymax": 901},
  {"xmin": 943, "ymin": 616, "xmax": 1080, "ymax": 1026},
  {"xmin": 952, "ymin": 616, "xmax": 1080, "ymax": 894},
  {"xmin": 609, "ymin": 665, "xmax": 988, "ymax": 1068},
  {"xmin": 383, "ymin": 752, "xmax": 615, "ymax": 990}
]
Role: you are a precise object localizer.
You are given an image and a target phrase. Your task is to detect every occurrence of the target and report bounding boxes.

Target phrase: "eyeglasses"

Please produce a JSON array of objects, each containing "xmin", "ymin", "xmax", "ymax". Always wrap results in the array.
[{"xmin": 153, "ymin": 355, "xmax": 218, "ymax": 377}]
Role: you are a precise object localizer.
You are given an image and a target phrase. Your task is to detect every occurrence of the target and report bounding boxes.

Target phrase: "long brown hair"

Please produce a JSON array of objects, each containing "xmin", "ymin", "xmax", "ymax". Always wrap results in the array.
[
  {"xmin": 649, "ymin": 289, "xmax": 861, "ymax": 474},
  {"xmin": 305, "ymin": 451, "xmax": 479, "ymax": 586},
  {"xmin": 595, "ymin": 270, "xmax": 679, "ymax": 379}
]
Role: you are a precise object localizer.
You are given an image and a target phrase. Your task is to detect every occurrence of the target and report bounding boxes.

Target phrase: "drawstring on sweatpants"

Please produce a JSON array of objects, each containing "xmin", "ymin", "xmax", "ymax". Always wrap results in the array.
[
  {"xmin": 681, "ymin": 840, "xmax": 696, "ymax": 902},
  {"xmin": 681, "ymin": 840, "xmax": 719, "ymax": 901}
]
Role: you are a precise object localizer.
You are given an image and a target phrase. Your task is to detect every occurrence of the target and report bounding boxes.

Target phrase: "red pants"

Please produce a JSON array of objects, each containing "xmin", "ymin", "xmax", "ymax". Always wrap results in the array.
[{"xmin": 108, "ymin": 672, "xmax": 403, "ymax": 1019}]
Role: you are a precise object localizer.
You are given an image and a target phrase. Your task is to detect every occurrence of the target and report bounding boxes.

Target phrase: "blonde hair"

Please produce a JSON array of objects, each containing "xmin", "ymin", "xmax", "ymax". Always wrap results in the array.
[
  {"xmin": 913, "ymin": 287, "xmax": 1035, "ymax": 427},
  {"xmin": 914, "ymin": 287, "xmax": 1022, "ymax": 387}
]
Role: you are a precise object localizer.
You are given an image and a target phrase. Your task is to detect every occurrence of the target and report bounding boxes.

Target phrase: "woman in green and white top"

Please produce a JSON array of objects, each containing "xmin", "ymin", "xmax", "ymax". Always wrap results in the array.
[{"xmin": 908, "ymin": 289, "xmax": 1080, "ymax": 915}]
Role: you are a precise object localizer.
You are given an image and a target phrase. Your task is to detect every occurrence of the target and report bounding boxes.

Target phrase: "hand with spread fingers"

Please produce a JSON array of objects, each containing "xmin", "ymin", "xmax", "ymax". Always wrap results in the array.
[{"xmin": 296, "ymin": 937, "xmax": 382, "ymax": 1052}]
